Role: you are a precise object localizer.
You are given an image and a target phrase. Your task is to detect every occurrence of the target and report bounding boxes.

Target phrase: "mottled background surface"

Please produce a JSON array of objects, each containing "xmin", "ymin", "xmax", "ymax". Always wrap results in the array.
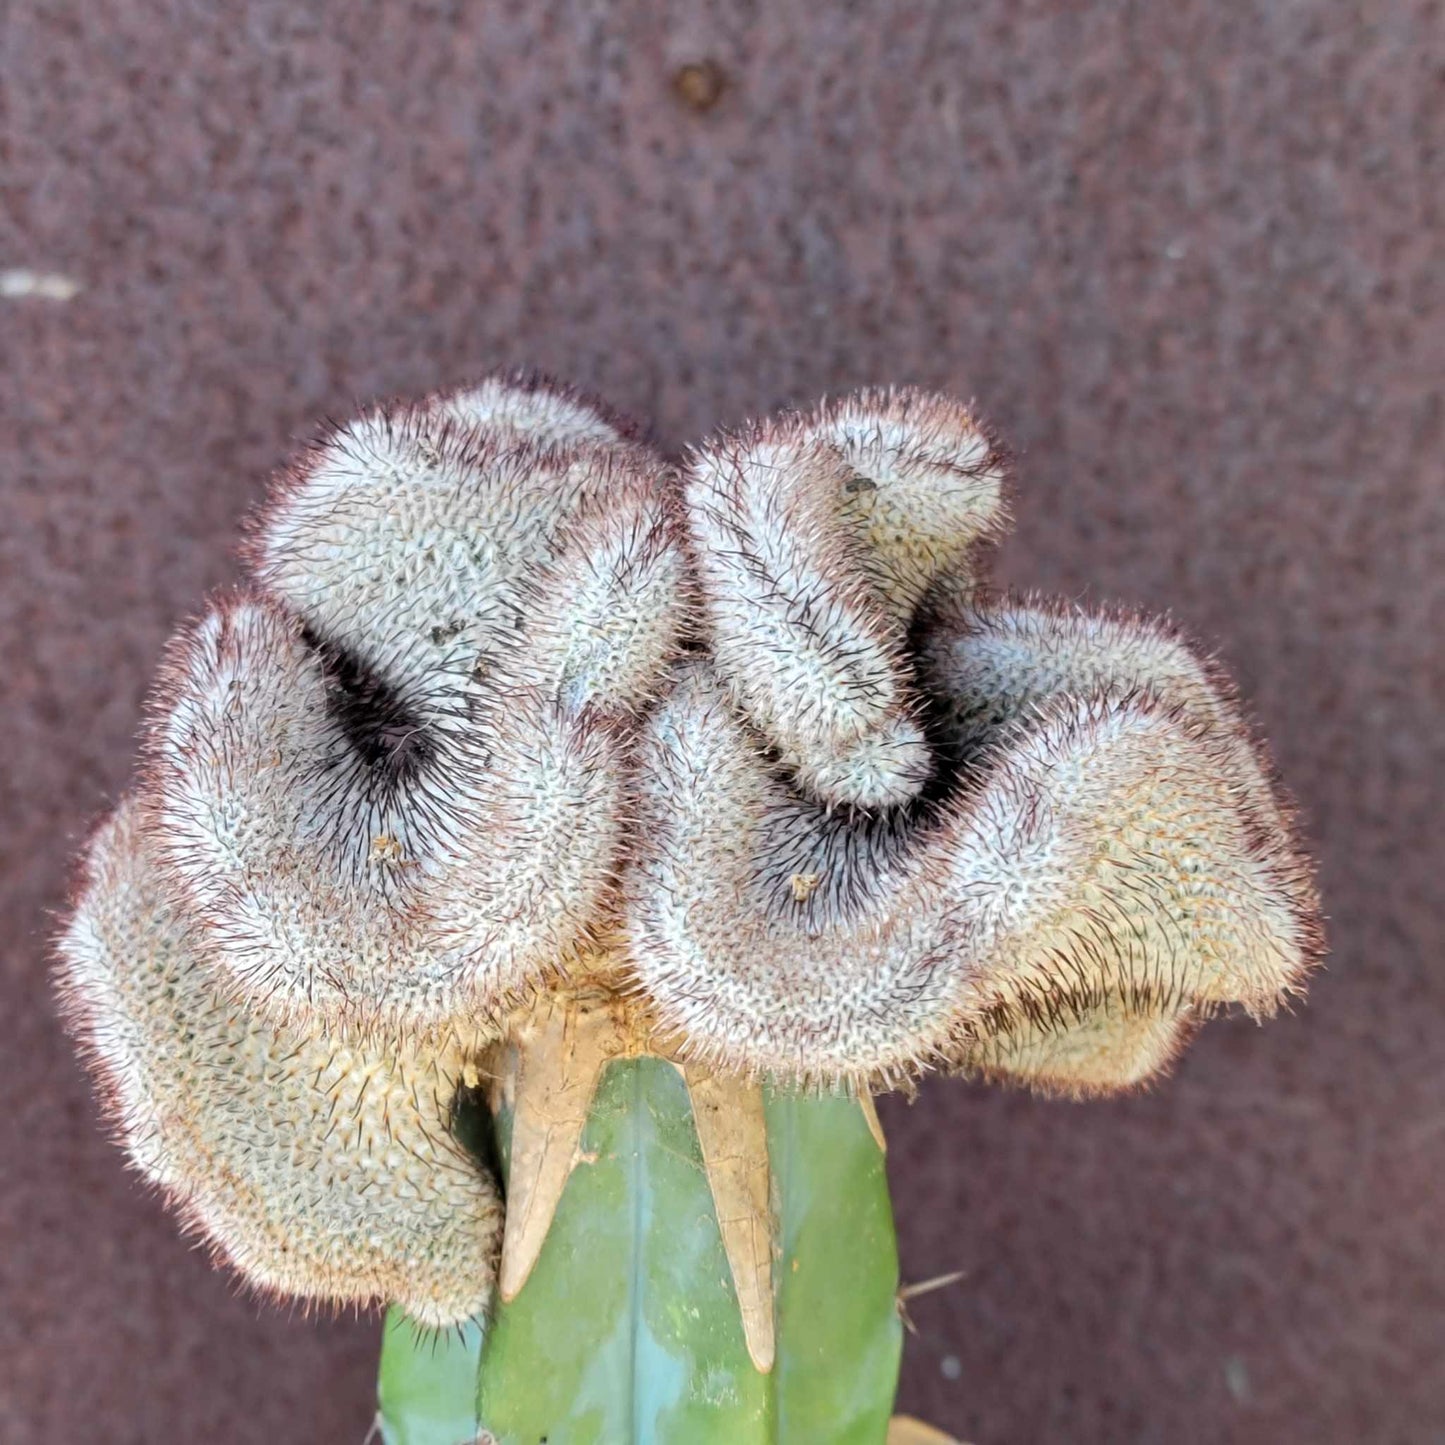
[{"xmin": 3, "ymin": 2, "xmax": 1441, "ymax": 1441}]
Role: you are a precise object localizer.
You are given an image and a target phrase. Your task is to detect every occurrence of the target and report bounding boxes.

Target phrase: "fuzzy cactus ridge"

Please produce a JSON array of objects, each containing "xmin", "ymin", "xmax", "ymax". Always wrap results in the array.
[
  {"xmin": 55, "ymin": 797, "xmax": 505, "ymax": 1328},
  {"xmin": 53, "ymin": 372, "xmax": 1321, "ymax": 1434}
]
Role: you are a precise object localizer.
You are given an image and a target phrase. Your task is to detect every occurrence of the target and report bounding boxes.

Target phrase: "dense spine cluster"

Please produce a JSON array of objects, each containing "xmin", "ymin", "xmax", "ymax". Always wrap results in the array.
[
  {"xmin": 56, "ymin": 374, "xmax": 1320, "ymax": 1326},
  {"xmin": 681, "ymin": 391, "xmax": 1008, "ymax": 810},
  {"xmin": 57, "ymin": 375, "xmax": 689, "ymax": 1323},
  {"xmin": 626, "ymin": 592, "xmax": 1318, "ymax": 1086},
  {"xmin": 57, "ymin": 799, "xmax": 503, "ymax": 1327},
  {"xmin": 163, "ymin": 386, "xmax": 687, "ymax": 1034}
]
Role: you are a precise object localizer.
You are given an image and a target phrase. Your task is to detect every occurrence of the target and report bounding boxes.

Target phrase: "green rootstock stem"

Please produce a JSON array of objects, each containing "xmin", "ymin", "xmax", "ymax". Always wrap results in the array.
[{"xmin": 377, "ymin": 1058, "xmax": 902, "ymax": 1444}]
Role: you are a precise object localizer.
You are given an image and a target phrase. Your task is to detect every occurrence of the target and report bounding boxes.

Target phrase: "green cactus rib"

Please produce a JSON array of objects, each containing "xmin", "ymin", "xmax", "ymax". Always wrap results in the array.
[
  {"xmin": 376, "ymin": 1315, "xmax": 484, "ymax": 1445},
  {"xmin": 377, "ymin": 1058, "xmax": 902, "ymax": 1444}
]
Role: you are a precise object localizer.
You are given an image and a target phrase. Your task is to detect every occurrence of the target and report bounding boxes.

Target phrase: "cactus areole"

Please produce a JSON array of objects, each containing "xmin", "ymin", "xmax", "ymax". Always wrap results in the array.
[{"xmin": 55, "ymin": 374, "xmax": 1321, "ymax": 1443}]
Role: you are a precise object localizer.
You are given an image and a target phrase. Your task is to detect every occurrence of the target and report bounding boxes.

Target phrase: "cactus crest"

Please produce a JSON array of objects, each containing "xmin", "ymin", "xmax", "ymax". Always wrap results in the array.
[{"xmin": 56, "ymin": 373, "xmax": 1320, "ymax": 1353}]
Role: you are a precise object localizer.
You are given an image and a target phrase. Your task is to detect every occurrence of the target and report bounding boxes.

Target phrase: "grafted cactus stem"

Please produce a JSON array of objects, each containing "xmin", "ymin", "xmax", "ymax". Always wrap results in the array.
[{"xmin": 379, "ymin": 981, "xmax": 906, "ymax": 1444}]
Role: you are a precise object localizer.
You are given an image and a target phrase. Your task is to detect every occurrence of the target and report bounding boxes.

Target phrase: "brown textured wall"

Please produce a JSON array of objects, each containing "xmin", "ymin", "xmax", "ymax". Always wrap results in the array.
[{"xmin": 3, "ymin": 2, "xmax": 1441, "ymax": 1441}]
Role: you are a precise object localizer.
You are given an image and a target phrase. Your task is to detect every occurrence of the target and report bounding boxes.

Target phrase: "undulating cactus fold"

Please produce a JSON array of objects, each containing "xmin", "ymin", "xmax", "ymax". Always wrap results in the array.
[
  {"xmin": 55, "ymin": 372, "xmax": 1320, "ymax": 1440},
  {"xmin": 57, "ymin": 798, "xmax": 503, "ymax": 1327}
]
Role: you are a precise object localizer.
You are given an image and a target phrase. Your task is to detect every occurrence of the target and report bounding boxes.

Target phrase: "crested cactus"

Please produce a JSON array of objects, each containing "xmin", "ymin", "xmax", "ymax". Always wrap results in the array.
[
  {"xmin": 59, "ymin": 798, "xmax": 504, "ymax": 1328},
  {"xmin": 55, "ymin": 374, "xmax": 1320, "ymax": 1443}
]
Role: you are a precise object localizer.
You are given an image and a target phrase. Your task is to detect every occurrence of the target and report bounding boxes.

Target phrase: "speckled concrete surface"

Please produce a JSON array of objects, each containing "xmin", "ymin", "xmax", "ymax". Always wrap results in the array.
[{"xmin": 2, "ymin": 3, "xmax": 1441, "ymax": 1441}]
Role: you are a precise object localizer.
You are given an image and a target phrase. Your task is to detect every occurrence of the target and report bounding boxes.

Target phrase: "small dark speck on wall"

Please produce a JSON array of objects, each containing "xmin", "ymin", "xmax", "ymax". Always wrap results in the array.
[{"xmin": 671, "ymin": 59, "xmax": 728, "ymax": 112}]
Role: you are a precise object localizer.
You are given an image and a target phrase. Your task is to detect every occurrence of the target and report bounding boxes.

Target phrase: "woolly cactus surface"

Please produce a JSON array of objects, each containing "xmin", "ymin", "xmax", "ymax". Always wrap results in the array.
[{"xmin": 55, "ymin": 373, "xmax": 1320, "ymax": 1439}]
